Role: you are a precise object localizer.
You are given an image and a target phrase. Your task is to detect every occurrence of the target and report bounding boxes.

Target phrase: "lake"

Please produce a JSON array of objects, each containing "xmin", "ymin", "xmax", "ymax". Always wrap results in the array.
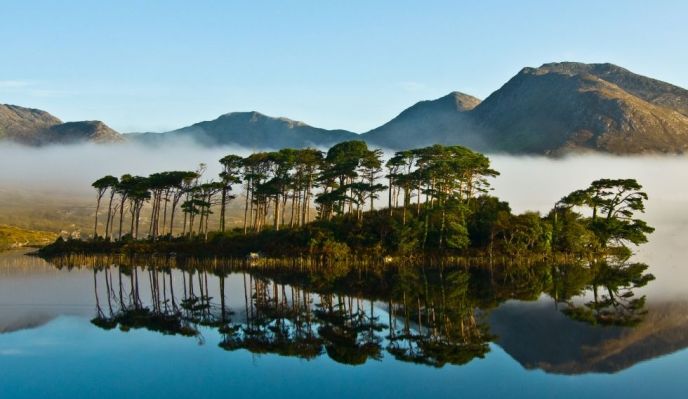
[
  {"xmin": 2, "ymin": 155, "xmax": 688, "ymax": 398},
  {"xmin": 0, "ymin": 248, "xmax": 686, "ymax": 399}
]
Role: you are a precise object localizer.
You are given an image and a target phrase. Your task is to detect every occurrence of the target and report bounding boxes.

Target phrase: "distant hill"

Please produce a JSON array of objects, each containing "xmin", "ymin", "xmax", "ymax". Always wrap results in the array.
[
  {"xmin": 4, "ymin": 61, "xmax": 688, "ymax": 154},
  {"xmin": 130, "ymin": 111, "xmax": 358, "ymax": 149},
  {"xmin": 363, "ymin": 91, "xmax": 483, "ymax": 149},
  {"xmin": 47, "ymin": 121, "xmax": 123, "ymax": 144},
  {"xmin": 0, "ymin": 104, "xmax": 123, "ymax": 145}
]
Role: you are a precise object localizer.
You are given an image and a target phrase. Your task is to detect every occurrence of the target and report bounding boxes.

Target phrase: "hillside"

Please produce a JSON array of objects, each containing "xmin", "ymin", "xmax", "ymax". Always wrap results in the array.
[
  {"xmin": 535, "ymin": 62, "xmax": 688, "ymax": 117},
  {"xmin": 47, "ymin": 121, "xmax": 124, "ymax": 144},
  {"xmin": 0, "ymin": 104, "xmax": 123, "ymax": 145},
  {"xmin": 131, "ymin": 111, "xmax": 358, "ymax": 148},
  {"xmin": 0, "ymin": 224, "xmax": 57, "ymax": 251},
  {"xmin": 363, "ymin": 92, "xmax": 483, "ymax": 149},
  {"xmin": 0, "ymin": 104, "xmax": 62, "ymax": 145},
  {"xmin": 470, "ymin": 63, "xmax": 688, "ymax": 154}
]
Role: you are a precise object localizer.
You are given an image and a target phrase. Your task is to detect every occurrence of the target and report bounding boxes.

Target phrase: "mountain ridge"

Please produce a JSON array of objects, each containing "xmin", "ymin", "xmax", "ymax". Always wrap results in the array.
[
  {"xmin": 3, "ymin": 61, "xmax": 688, "ymax": 154},
  {"xmin": 132, "ymin": 110, "xmax": 358, "ymax": 149}
]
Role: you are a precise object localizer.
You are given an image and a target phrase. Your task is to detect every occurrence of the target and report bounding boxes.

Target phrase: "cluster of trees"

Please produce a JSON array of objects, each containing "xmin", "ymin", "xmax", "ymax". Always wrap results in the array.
[
  {"xmin": 92, "ymin": 170, "xmax": 203, "ymax": 240},
  {"xmin": 91, "ymin": 143, "xmax": 385, "ymax": 241},
  {"xmin": 88, "ymin": 141, "xmax": 653, "ymax": 259},
  {"xmin": 90, "ymin": 141, "xmax": 496, "ymax": 242}
]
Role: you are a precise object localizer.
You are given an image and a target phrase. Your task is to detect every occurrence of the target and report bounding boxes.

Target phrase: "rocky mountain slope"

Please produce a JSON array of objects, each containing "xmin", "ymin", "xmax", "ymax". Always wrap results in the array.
[
  {"xmin": 468, "ymin": 62, "xmax": 688, "ymax": 154},
  {"xmin": 0, "ymin": 104, "xmax": 62, "ymax": 144},
  {"xmin": 0, "ymin": 104, "xmax": 123, "ymax": 145}
]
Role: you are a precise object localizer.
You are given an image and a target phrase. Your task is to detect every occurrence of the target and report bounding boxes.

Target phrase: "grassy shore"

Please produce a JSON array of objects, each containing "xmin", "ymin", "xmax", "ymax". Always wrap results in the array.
[{"xmin": 0, "ymin": 224, "xmax": 58, "ymax": 251}]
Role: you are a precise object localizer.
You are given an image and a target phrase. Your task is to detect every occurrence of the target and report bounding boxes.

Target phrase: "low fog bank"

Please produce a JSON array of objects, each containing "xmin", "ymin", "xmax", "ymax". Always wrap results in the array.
[
  {"xmin": 489, "ymin": 155, "xmax": 688, "ymax": 214},
  {"xmin": 0, "ymin": 144, "xmax": 686, "ymax": 298},
  {"xmin": 490, "ymin": 154, "xmax": 688, "ymax": 299},
  {"xmin": 0, "ymin": 141, "xmax": 255, "ymax": 197}
]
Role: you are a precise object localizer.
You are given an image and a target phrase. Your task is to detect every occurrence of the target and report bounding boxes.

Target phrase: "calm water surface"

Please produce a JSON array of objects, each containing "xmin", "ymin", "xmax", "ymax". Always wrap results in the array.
[{"xmin": 1, "ymin": 247, "xmax": 687, "ymax": 399}]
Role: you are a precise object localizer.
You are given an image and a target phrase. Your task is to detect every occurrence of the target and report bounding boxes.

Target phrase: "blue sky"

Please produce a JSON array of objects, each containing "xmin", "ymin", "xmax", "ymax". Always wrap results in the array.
[{"xmin": 1, "ymin": 0, "xmax": 686, "ymax": 133}]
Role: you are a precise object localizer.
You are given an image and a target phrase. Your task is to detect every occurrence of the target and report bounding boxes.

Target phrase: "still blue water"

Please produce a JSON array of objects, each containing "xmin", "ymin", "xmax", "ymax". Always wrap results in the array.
[
  {"xmin": 0, "ymin": 316, "xmax": 686, "ymax": 398},
  {"xmin": 1, "ymin": 251, "xmax": 687, "ymax": 398}
]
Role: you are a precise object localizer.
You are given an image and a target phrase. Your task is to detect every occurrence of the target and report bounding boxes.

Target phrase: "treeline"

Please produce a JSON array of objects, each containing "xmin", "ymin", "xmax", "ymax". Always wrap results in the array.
[{"xmin": 79, "ymin": 141, "xmax": 653, "ymax": 259}]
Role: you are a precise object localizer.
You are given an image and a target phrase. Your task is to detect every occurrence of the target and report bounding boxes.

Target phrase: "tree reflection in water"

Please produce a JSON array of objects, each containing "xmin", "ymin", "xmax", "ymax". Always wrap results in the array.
[
  {"xmin": 550, "ymin": 259, "xmax": 654, "ymax": 326},
  {"xmin": 55, "ymin": 253, "xmax": 653, "ymax": 367}
]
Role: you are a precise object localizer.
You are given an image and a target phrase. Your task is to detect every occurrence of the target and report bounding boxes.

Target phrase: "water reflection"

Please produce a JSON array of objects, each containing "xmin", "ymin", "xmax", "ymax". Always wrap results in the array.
[
  {"xmin": 550, "ymin": 259, "xmax": 654, "ymax": 326},
  {"xmin": 37, "ymin": 253, "xmax": 665, "ymax": 371}
]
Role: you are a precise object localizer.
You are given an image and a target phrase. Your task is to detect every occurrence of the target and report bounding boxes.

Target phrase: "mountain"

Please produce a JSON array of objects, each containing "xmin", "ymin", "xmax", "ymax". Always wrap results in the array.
[
  {"xmin": 0, "ymin": 104, "xmax": 123, "ymax": 145},
  {"xmin": 46, "ymin": 121, "xmax": 123, "ymax": 144},
  {"xmin": 362, "ymin": 62, "xmax": 688, "ymax": 154},
  {"xmin": 5, "ymin": 61, "xmax": 688, "ymax": 154},
  {"xmin": 363, "ymin": 92, "xmax": 483, "ymax": 149},
  {"xmin": 536, "ymin": 62, "xmax": 688, "ymax": 116},
  {"xmin": 0, "ymin": 104, "xmax": 62, "ymax": 144},
  {"xmin": 469, "ymin": 62, "xmax": 688, "ymax": 154},
  {"xmin": 130, "ymin": 111, "xmax": 358, "ymax": 148}
]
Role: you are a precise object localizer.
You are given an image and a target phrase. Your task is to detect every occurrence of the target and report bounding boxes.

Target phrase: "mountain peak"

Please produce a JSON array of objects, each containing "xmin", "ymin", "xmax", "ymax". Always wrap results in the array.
[
  {"xmin": 144, "ymin": 110, "xmax": 357, "ymax": 148},
  {"xmin": 363, "ymin": 91, "xmax": 482, "ymax": 149},
  {"xmin": 216, "ymin": 111, "xmax": 310, "ymax": 128},
  {"xmin": 445, "ymin": 91, "xmax": 481, "ymax": 111},
  {"xmin": 516, "ymin": 61, "xmax": 688, "ymax": 117},
  {"xmin": 219, "ymin": 111, "xmax": 265, "ymax": 119},
  {"xmin": 473, "ymin": 61, "xmax": 688, "ymax": 154}
]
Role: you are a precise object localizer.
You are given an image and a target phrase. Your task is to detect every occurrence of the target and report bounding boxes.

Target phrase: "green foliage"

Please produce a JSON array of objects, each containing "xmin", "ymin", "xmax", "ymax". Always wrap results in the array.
[
  {"xmin": 547, "ymin": 208, "xmax": 598, "ymax": 254},
  {"xmin": 467, "ymin": 196, "xmax": 511, "ymax": 248},
  {"xmin": 68, "ymin": 144, "xmax": 655, "ymax": 267},
  {"xmin": 559, "ymin": 178, "xmax": 655, "ymax": 249}
]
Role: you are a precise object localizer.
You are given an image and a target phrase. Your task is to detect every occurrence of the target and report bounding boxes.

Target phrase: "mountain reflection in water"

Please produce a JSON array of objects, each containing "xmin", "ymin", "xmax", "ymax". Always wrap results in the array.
[{"xmin": 17, "ymin": 252, "xmax": 676, "ymax": 373}]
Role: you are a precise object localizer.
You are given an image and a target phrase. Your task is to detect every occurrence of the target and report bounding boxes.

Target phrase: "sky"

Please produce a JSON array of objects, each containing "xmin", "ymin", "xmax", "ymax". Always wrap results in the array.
[{"xmin": 1, "ymin": 0, "xmax": 687, "ymax": 133}]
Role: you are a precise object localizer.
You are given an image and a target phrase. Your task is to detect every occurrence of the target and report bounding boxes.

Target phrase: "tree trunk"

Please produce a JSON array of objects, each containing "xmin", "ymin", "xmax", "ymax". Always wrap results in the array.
[
  {"xmin": 274, "ymin": 194, "xmax": 280, "ymax": 231},
  {"xmin": 118, "ymin": 199, "xmax": 125, "ymax": 240},
  {"xmin": 220, "ymin": 187, "xmax": 227, "ymax": 232},
  {"xmin": 94, "ymin": 194, "xmax": 102, "ymax": 239},
  {"xmin": 243, "ymin": 183, "xmax": 250, "ymax": 234},
  {"xmin": 161, "ymin": 191, "xmax": 169, "ymax": 236},
  {"xmin": 105, "ymin": 190, "xmax": 115, "ymax": 240},
  {"xmin": 388, "ymin": 175, "xmax": 393, "ymax": 216}
]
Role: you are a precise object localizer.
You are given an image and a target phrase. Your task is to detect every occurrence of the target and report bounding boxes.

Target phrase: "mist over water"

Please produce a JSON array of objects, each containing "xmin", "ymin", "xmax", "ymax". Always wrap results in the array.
[
  {"xmin": 489, "ymin": 155, "xmax": 688, "ymax": 300},
  {"xmin": 1, "ymin": 144, "xmax": 686, "ymax": 298},
  {"xmin": 0, "ymin": 142, "xmax": 252, "ymax": 196}
]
